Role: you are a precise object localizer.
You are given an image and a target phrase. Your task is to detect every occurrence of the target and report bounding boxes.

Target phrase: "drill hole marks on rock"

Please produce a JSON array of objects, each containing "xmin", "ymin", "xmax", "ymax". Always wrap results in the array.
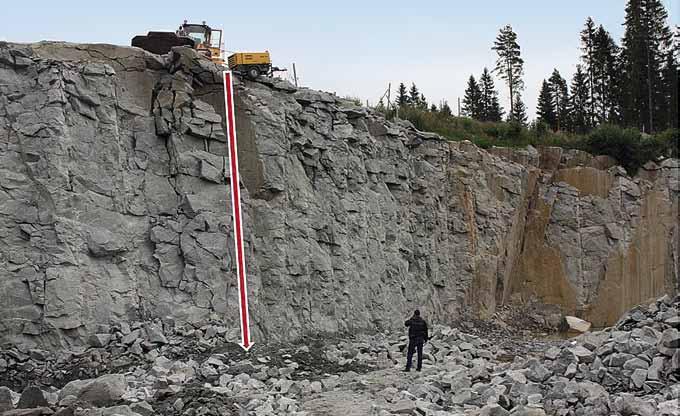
[{"xmin": 223, "ymin": 70, "xmax": 253, "ymax": 351}]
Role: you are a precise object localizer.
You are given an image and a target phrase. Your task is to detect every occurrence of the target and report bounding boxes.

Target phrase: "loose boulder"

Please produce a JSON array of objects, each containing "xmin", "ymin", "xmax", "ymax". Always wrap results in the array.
[
  {"xmin": 17, "ymin": 387, "xmax": 48, "ymax": 409},
  {"xmin": 563, "ymin": 316, "xmax": 592, "ymax": 333},
  {"xmin": 58, "ymin": 374, "xmax": 126, "ymax": 406},
  {"xmin": 0, "ymin": 386, "xmax": 14, "ymax": 412}
]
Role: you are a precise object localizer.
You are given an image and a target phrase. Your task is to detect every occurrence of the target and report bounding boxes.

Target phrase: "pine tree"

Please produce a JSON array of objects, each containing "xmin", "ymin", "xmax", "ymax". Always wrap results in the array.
[
  {"xmin": 660, "ymin": 30, "xmax": 679, "ymax": 129},
  {"xmin": 409, "ymin": 83, "xmax": 420, "ymax": 105},
  {"xmin": 430, "ymin": 103, "xmax": 438, "ymax": 113},
  {"xmin": 492, "ymin": 25, "xmax": 524, "ymax": 117},
  {"xmin": 580, "ymin": 17, "xmax": 598, "ymax": 126},
  {"xmin": 646, "ymin": 0, "xmax": 674, "ymax": 131},
  {"xmin": 418, "ymin": 93, "xmax": 428, "ymax": 110},
  {"xmin": 548, "ymin": 69, "xmax": 570, "ymax": 131},
  {"xmin": 395, "ymin": 82, "xmax": 409, "ymax": 107},
  {"xmin": 592, "ymin": 25, "xmax": 621, "ymax": 124},
  {"xmin": 621, "ymin": 0, "xmax": 674, "ymax": 132},
  {"xmin": 510, "ymin": 93, "xmax": 528, "ymax": 125},
  {"xmin": 462, "ymin": 75, "xmax": 483, "ymax": 119},
  {"xmin": 536, "ymin": 80, "xmax": 556, "ymax": 129},
  {"xmin": 569, "ymin": 65, "xmax": 591, "ymax": 134},
  {"xmin": 479, "ymin": 68, "xmax": 504, "ymax": 122}
]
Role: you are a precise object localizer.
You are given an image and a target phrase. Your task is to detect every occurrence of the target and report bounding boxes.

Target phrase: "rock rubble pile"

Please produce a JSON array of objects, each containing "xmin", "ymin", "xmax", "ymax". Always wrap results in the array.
[{"xmin": 0, "ymin": 295, "xmax": 677, "ymax": 415}]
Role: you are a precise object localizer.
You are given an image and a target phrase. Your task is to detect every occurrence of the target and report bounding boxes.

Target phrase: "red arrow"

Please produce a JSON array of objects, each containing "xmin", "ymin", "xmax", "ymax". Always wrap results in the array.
[{"xmin": 222, "ymin": 71, "xmax": 253, "ymax": 351}]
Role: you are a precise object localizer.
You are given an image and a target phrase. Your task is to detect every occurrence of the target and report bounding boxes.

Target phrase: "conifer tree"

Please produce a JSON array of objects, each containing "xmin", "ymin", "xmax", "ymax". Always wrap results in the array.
[
  {"xmin": 462, "ymin": 75, "xmax": 483, "ymax": 119},
  {"xmin": 621, "ymin": 0, "xmax": 673, "ymax": 132},
  {"xmin": 430, "ymin": 103, "xmax": 438, "ymax": 113},
  {"xmin": 409, "ymin": 83, "xmax": 420, "ymax": 105},
  {"xmin": 660, "ymin": 32, "xmax": 679, "ymax": 129},
  {"xmin": 492, "ymin": 25, "xmax": 524, "ymax": 117},
  {"xmin": 569, "ymin": 65, "xmax": 591, "ymax": 134},
  {"xmin": 580, "ymin": 17, "xmax": 598, "ymax": 126},
  {"xmin": 418, "ymin": 93, "xmax": 428, "ymax": 110},
  {"xmin": 536, "ymin": 80, "xmax": 556, "ymax": 129},
  {"xmin": 510, "ymin": 93, "xmax": 528, "ymax": 125},
  {"xmin": 592, "ymin": 25, "xmax": 621, "ymax": 124},
  {"xmin": 548, "ymin": 69, "xmax": 569, "ymax": 131},
  {"xmin": 395, "ymin": 82, "xmax": 409, "ymax": 107},
  {"xmin": 479, "ymin": 68, "xmax": 504, "ymax": 122}
]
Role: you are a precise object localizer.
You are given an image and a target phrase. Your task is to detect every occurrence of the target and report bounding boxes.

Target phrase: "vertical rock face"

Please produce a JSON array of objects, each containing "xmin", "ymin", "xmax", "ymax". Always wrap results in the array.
[
  {"xmin": 498, "ymin": 149, "xmax": 679, "ymax": 328},
  {"xmin": 0, "ymin": 42, "xmax": 677, "ymax": 347}
]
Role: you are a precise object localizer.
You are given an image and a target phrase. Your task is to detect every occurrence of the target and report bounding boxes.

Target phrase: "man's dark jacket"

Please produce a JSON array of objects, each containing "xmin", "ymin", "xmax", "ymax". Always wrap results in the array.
[{"xmin": 405, "ymin": 315, "xmax": 428, "ymax": 343}]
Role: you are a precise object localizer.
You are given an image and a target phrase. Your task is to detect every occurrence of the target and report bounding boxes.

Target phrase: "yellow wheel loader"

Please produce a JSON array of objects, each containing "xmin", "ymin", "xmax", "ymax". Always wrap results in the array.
[
  {"xmin": 132, "ymin": 20, "xmax": 225, "ymax": 65},
  {"xmin": 131, "ymin": 21, "xmax": 286, "ymax": 79}
]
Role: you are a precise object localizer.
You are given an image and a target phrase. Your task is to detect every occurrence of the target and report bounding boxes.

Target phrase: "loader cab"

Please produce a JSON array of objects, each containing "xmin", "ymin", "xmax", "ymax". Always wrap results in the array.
[
  {"xmin": 209, "ymin": 29, "xmax": 223, "ymax": 49},
  {"xmin": 177, "ymin": 21, "xmax": 224, "ymax": 64},
  {"xmin": 179, "ymin": 22, "xmax": 209, "ymax": 46},
  {"xmin": 205, "ymin": 28, "xmax": 223, "ymax": 64}
]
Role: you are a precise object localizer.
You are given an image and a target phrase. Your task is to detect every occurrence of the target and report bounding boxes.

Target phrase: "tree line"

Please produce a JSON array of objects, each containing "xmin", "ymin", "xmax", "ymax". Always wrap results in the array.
[
  {"xmin": 533, "ymin": 1, "xmax": 677, "ymax": 135},
  {"xmin": 385, "ymin": 0, "xmax": 678, "ymax": 136}
]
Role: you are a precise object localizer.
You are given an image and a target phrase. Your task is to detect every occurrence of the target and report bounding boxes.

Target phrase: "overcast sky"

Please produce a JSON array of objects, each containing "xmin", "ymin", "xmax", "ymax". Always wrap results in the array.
[{"xmin": 2, "ymin": 0, "xmax": 677, "ymax": 120}]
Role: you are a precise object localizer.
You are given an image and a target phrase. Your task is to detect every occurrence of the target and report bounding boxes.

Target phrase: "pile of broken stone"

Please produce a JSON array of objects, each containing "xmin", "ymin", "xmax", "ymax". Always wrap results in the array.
[{"xmin": 0, "ymin": 295, "xmax": 678, "ymax": 416}]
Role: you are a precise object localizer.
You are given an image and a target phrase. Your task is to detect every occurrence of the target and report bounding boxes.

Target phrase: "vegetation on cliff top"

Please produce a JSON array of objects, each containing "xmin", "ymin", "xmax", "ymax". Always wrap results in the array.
[
  {"xmin": 366, "ymin": 0, "xmax": 678, "ymax": 174},
  {"xmin": 379, "ymin": 104, "xmax": 678, "ymax": 174}
]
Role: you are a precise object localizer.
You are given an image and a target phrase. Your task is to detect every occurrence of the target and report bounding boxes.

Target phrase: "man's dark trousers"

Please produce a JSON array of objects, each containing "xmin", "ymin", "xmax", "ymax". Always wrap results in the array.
[{"xmin": 406, "ymin": 339, "xmax": 424, "ymax": 371}]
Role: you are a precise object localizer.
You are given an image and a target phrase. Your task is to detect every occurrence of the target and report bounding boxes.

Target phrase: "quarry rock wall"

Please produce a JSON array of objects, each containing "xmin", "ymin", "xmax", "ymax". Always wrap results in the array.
[{"xmin": 0, "ymin": 42, "xmax": 677, "ymax": 347}]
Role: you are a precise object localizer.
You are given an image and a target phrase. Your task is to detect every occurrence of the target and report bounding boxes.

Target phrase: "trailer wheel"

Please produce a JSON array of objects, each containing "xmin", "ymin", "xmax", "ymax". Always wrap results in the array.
[{"xmin": 247, "ymin": 67, "xmax": 259, "ymax": 80}]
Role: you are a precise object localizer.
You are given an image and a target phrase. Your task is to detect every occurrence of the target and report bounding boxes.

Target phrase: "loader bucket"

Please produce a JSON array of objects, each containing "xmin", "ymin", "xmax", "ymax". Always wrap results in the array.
[{"xmin": 131, "ymin": 31, "xmax": 195, "ymax": 55}]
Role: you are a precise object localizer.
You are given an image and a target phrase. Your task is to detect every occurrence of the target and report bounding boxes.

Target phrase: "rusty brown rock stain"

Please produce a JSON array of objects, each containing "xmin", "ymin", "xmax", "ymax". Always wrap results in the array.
[
  {"xmin": 553, "ymin": 167, "xmax": 614, "ymax": 199},
  {"xmin": 508, "ymin": 198, "xmax": 578, "ymax": 312},
  {"xmin": 586, "ymin": 190, "xmax": 675, "ymax": 326}
]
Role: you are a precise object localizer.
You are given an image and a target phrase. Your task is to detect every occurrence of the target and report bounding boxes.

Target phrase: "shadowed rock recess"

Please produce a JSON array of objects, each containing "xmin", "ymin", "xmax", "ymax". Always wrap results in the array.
[{"xmin": 0, "ymin": 42, "xmax": 678, "ymax": 348}]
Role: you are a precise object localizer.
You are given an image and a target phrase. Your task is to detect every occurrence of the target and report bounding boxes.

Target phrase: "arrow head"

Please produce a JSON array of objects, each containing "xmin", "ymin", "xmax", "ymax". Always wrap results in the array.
[{"xmin": 238, "ymin": 341, "xmax": 254, "ymax": 352}]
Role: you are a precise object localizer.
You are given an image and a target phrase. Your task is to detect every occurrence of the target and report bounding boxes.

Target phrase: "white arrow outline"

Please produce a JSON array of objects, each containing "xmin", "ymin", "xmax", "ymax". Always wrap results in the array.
[{"xmin": 223, "ymin": 71, "xmax": 253, "ymax": 351}]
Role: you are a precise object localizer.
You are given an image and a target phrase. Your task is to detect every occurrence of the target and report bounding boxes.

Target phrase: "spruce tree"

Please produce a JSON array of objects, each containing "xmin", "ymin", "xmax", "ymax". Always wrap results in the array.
[
  {"xmin": 580, "ymin": 17, "xmax": 598, "ymax": 126},
  {"xmin": 593, "ymin": 25, "xmax": 621, "ymax": 124},
  {"xmin": 548, "ymin": 69, "xmax": 570, "ymax": 131},
  {"xmin": 479, "ymin": 68, "xmax": 504, "ymax": 122},
  {"xmin": 569, "ymin": 65, "xmax": 591, "ymax": 134},
  {"xmin": 418, "ymin": 93, "xmax": 428, "ymax": 110},
  {"xmin": 462, "ymin": 75, "xmax": 483, "ymax": 119},
  {"xmin": 395, "ymin": 82, "xmax": 409, "ymax": 107},
  {"xmin": 409, "ymin": 83, "xmax": 420, "ymax": 105},
  {"xmin": 536, "ymin": 80, "xmax": 556, "ymax": 129},
  {"xmin": 430, "ymin": 103, "xmax": 438, "ymax": 113},
  {"xmin": 660, "ymin": 30, "xmax": 679, "ymax": 129},
  {"xmin": 492, "ymin": 25, "xmax": 524, "ymax": 117},
  {"xmin": 621, "ymin": 0, "xmax": 673, "ymax": 132},
  {"xmin": 510, "ymin": 93, "xmax": 528, "ymax": 125},
  {"xmin": 646, "ymin": 0, "xmax": 674, "ymax": 131}
]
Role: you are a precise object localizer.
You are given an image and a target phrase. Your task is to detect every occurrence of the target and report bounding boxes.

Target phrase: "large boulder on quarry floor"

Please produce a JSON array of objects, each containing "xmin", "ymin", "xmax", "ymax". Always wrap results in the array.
[
  {"xmin": 58, "ymin": 374, "xmax": 126, "ymax": 407},
  {"xmin": 562, "ymin": 316, "xmax": 592, "ymax": 333}
]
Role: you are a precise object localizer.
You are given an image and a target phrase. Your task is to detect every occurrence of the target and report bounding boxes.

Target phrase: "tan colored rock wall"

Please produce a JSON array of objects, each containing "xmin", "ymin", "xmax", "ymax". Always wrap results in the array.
[
  {"xmin": 505, "ymin": 156, "xmax": 678, "ymax": 324},
  {"xmin": 587, "ymin": 189, "xmax": 677, "ymax": 326}
]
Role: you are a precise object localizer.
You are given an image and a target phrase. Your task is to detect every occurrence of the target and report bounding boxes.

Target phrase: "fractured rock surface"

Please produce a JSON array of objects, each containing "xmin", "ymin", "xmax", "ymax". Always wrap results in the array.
[{"xmin": 0, "ymin": 41, "xmax": 677, "ymax": 347}]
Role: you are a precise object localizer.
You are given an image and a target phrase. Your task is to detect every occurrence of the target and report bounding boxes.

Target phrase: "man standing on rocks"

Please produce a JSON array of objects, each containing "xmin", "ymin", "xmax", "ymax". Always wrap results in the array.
[{"xmin": 404, "ymin": 310, "xmax": 428, "ymax": 372}]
